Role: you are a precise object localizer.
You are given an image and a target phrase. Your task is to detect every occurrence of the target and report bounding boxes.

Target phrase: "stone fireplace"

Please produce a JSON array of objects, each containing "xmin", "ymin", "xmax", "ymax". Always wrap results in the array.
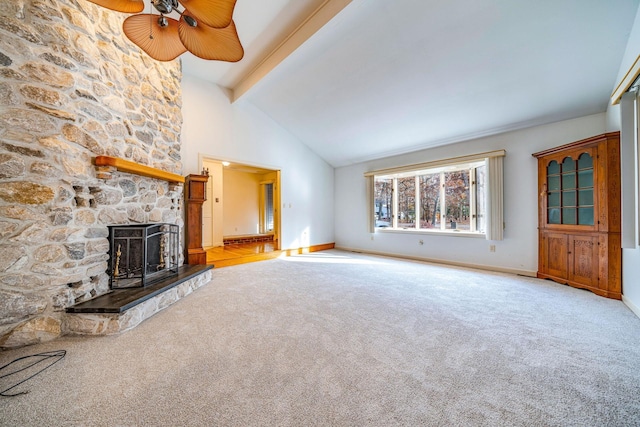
[{"xmin": 0, "ymin": 0, "xmax": 190, "ymax": 348}]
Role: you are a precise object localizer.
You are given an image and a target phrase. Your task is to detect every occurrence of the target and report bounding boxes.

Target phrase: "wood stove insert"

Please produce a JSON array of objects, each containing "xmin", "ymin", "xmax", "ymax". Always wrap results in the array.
[{"xmin": 108, "ymin": 223, "xmax": 179, "ymax": 289}]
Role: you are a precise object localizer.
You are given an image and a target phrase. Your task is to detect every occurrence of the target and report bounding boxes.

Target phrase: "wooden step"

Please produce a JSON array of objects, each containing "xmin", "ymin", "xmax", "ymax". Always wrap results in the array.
[{"xmin": 209, "ymin": 250, "xmax": 283, "ymax": 268}]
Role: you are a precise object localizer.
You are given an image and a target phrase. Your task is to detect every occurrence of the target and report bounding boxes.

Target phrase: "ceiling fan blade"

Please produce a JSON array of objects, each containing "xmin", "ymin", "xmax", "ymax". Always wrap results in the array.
[
  {"xmin": 123, "ymin": 14, "xmax": 187, "ymax": 61},
  {"xmin": 85, "ymin": 0, "xmax": 145, "ymax": 13},
  {"xmin": 178, "ymin": 15, "xmax": 244, "ymax": 62},
  {"xmin": 178, "ymin": 0, "xmax": 237, "ymax": 28}
]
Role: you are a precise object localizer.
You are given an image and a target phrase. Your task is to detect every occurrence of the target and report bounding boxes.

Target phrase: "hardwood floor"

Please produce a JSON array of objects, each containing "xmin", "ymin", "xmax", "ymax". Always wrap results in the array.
[
  {"xmin": 206, "ymin": 242, "xmax": 281, "ymax": 268},
  {"xmin": 206, "ymin": 242, "xmax": 337, "ymax": 268}
]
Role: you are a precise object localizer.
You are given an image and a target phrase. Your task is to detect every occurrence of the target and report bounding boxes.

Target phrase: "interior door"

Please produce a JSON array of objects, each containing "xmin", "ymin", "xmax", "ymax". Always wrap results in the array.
[
  {"xmin": 201, "ymin": 160, "xmax": 215, "ymax": 248},
  {"xmin": 202, "ymin": 177, "xmax": 213, "ymax": 247}
]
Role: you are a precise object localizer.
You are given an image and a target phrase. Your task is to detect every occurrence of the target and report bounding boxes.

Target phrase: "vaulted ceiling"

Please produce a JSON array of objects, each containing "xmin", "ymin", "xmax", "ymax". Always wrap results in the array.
[{"xmin": 182, "ymin": 0, "xmax": 640, "ymax": 167}]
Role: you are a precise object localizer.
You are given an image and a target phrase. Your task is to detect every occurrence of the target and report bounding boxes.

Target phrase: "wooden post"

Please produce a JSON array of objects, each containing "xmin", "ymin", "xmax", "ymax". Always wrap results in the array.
[{"xmin": 184, "ymin": 174, "xmax": 209, "ymax": 264}]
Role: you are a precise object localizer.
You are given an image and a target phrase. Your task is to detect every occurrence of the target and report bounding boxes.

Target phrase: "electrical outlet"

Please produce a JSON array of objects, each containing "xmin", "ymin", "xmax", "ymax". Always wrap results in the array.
[{"xmin": 490, "ymin": 245, "xmax": 496, "ymax": 252}]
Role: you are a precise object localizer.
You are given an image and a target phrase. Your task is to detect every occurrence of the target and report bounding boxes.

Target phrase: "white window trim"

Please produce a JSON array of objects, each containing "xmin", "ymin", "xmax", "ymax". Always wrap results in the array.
[
  {"xmin": 375, "ymin": 227, "xmax": 487, "ymax": 238},
  {"xmin": 612, "ymin": 56, "xmax": 640, "ymax": 247},
  {"xmin": 366, "ymin": 150, "xmax": 505, "ymax": 240},
  {"xmin": 366, "ymin": 175, "xmax": 374, "ymax": 233},
  {"xmin": 364, "ymin": 150, "xmax": 505, "ymax": 177},
  {"xmin": 470, "ymin": 167, "xmax": 478, "ymax": 233}
]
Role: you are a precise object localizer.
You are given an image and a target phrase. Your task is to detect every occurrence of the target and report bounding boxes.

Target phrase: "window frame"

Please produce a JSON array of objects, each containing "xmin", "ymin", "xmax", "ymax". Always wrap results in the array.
[
  {"xmin": 375, "ymin": 161, "xmax": 484, "ymax": 235},
  {"xmin": 259, "ymin": 180, "xmax": 275, "ymax": 234},
  {"xmin": 366, "ymin": 150, "xmax": 505, "ymax": 240}
]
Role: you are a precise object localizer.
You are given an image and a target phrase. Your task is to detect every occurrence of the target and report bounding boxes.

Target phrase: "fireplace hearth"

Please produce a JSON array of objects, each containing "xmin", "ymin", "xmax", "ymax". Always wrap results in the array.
[{"xmin": 108, "ymin": 223, "xmax": 179, "ymax": 289}]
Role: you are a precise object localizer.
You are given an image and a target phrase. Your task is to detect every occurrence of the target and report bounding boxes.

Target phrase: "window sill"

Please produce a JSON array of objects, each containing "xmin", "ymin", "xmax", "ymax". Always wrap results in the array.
[{"xmin": 375, "ymin": 228, "xmax": 486, "ymax": 238}]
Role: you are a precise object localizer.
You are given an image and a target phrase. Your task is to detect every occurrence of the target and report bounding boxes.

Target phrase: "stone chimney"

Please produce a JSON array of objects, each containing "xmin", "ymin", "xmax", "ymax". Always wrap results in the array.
[{"xmin": 0, "ymin": 0, "xmax": 184, "ymax": 348}]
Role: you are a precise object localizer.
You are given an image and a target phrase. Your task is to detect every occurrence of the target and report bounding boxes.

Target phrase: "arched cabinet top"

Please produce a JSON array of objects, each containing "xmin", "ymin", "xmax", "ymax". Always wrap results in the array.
[
  {"xmin": 545, "ymin": 152, "xmax": 593, "ymax": 173},
  {"xmin": 532, "ymin": 132, "xmax": 618, "ymax": 158}
]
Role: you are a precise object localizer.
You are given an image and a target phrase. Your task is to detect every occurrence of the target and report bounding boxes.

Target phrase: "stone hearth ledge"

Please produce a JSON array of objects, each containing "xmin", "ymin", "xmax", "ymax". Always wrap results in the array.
[{"xmin": 63, "ymin": 265, "xmax": 213, "ymax": 336}]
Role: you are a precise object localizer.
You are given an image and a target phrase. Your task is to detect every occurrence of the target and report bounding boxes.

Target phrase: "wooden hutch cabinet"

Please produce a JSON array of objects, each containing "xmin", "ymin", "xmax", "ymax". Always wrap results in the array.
[{"xmin": 532, "ymin": 132, "xmax": 621, "ymax": 299}]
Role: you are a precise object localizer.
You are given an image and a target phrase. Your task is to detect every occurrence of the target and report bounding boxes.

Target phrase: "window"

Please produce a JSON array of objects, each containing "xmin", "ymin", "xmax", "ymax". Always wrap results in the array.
[
  {"xmin": 419, "ymin": 173, "xmax": 441, "ymax": 229},
  {"xmin": 397, "ymin": 176, "xmax": 416, "ymax": 228},
  {"xmin": 373, "ymin": 161, "xmax": 485, "ymax": 233},
  {"xmin": 366, "ymin": 150, "xmax": 505, "ymax": 240},
  {"xmin": 259, "ymin": 182, "xmax": 274, "ymax": 233},
  {"xmin": 374, "ymin": 178, "xmax": 393, "ymax": 227}
]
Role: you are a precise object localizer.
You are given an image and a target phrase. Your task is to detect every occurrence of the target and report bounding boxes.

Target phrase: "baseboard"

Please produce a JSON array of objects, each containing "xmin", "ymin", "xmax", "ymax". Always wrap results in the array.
[
  {"xmin": 622, "ymin": 295, "xmax": 640, "ymax": 320},
  {"xmin": 283, "ymin": 242, "xmax": 335, "ymax": 256},
  {"xmin": 204, "ymin": 242, "xmax": 224, "ymax": 250},
  {"xmin": 334, "ymin": 246, "xmax": 537, "ymax": 277}
]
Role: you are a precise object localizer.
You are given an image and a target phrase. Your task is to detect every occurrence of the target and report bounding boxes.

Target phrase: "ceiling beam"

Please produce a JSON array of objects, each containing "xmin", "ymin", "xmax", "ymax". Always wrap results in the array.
[
  {"xmin": 231, "ymin": 0, "xmax": 352, "ymax": 102},
  {"xmin": 611, "ymin": 54, "xmax": 640, "ymax": 105}
]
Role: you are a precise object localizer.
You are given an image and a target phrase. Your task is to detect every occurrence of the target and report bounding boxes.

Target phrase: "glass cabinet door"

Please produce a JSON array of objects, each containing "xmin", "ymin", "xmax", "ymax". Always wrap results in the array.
[
  {"xmin": 547, "ymin": 160, "xmax": 561, "ymax": 224},
  {"xmin": 546, "ymin": 152, "xmax": 593, "ymax": 225}
]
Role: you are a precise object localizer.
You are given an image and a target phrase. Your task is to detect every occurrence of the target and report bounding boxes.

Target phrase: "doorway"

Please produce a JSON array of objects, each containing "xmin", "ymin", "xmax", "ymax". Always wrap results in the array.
[{"xmin": 200, "ymin": 157, "xmax": 281, "ymax": 266}]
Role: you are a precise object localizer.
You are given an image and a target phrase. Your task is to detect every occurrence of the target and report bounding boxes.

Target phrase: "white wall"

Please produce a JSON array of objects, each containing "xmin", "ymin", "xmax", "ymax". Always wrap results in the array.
[
  {"xmin": 181, "ymin": 75, "xmax": 335, "ymax": 250},
  {"xmin": 335, "ymin": 114, "xmax": 606, "ymax": 275},
  {"xmin": 223, "ymin": 169, "xmax": 260, "ymax": 236},
  {"xmin": 606, "ymin": 5, "xmax": 640, "ymax": 316}
]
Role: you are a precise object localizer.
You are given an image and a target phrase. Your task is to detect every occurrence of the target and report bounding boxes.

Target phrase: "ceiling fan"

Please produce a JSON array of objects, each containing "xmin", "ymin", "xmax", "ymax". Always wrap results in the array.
[{"xmin": 86, "ymin": 0, "xmax": 244, "ymax": 62}]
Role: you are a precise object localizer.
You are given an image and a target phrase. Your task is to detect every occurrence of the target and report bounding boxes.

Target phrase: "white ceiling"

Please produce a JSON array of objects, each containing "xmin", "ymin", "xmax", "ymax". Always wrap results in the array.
[{"xmin": 182, "ymin": 0, "xmax": 640, "ymax": 167}]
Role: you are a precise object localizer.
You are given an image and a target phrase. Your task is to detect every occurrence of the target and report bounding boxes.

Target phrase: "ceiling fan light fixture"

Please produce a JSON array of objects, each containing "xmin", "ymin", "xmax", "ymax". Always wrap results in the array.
[
  {"xmin": 151, "ymin": 0, "xmax": 178, "ymax": 14},
  {"xmin": 85, "ymin": 0, "xmax": 242, "ymax": 62},
  {"xmin": 183, "ymin": 15, "xmax": 197, "ymax": 27}
]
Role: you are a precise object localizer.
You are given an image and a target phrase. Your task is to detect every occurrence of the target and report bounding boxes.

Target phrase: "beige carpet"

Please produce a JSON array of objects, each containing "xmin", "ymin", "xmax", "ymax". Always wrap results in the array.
[{"xmin": 1, "ymin": 249, "xmax": 639, "ymax": 426}]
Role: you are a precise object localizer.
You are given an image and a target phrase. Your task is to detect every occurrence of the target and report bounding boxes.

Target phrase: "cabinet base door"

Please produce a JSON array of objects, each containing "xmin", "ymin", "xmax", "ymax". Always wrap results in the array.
[
  {"xmin": 541, "ymin": 233, "xmax": 568, "ymax": 279},
  {"xmin": 568, "ymin": 235, "xmax": 599, "ymax": 287}
]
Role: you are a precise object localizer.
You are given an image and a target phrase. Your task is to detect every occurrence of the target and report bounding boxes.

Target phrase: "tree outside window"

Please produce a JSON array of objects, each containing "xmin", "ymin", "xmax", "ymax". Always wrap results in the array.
[
  {"xmin": 444, "ymin": 171, "xmax": 470, "ymax": 230},
  {"xmin": 397, "ymin": 177, "xmax": 415, "ymax": 228},
  {"xmin": 374, "ymin": 178, "xmax": 393, "ymax": 227},
  {"xmin": 419, "ymin": 174, "xmax": 440, "ymax": 228}
]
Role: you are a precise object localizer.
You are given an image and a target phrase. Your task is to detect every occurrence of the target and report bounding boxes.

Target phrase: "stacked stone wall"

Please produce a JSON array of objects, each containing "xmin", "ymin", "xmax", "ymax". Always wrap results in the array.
[{"xmin": 0, "ymin": 0, "xmax": 184, "ymax": 348}]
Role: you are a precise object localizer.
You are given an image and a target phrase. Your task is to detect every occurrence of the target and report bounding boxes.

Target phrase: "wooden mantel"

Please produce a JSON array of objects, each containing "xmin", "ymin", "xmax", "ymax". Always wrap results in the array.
[{"xmin": 94, "ymin": 156, "xmax": 185, "ymax": 184}]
